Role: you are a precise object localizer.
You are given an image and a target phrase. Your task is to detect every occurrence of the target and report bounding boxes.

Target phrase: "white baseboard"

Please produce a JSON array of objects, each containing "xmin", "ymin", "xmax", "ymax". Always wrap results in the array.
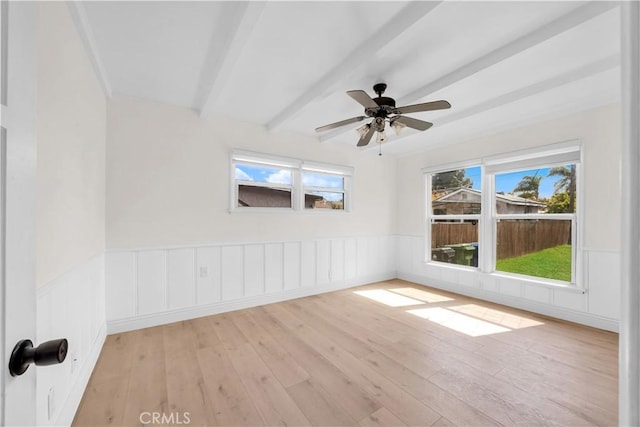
[
  {"xmin": 108, "ymin": 272, "xmax": 396, "ymax": 334},
  {"xmin": 55, "ymin": 324, "xmax": 106, "ymax": 426},
  {"xmin": 398, "ymin": 271, "xmax": 619, "ymax": 332}
]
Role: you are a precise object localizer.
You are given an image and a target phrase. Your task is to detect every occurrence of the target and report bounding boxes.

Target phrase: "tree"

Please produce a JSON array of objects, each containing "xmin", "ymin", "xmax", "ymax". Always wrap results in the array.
[
  {"xmin": 432, "ymin": 169, "xmax": 472, "ymax": 192},
  {"xmin": 548, "ymin": 165, "xmax": 576, "ymax": 212},
  {"xmin": 513, "ymin": 175, "xmax": 543, "ymax": 199},
  {"xmin": 544, "ymin": 192, "xmax": 571, "ymax": 213}
]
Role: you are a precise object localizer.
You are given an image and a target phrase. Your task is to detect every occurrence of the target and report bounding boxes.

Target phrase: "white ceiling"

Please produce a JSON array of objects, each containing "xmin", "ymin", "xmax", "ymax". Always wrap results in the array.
[{"xmin": 75, "ymin": 1, "xmax": 621, "ymax": 156}]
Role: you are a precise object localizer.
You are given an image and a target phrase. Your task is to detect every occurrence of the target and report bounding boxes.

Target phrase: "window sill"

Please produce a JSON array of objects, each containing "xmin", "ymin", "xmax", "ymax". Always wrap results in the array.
[
  {"xmin": 229, "ymin": 208, "xmax": 350, "ymax": 214},
  {"xmin": 490, "ymin": 271, "xmax": 585, "ymax": 294},
  {"xmin": 423, "ymin": 261, "xmax": 586, "ymax": 294}
]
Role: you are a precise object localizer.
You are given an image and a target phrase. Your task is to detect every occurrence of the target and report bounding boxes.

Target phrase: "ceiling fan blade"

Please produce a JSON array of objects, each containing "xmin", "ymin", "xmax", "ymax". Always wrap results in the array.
[
  {"xmin": 315, "ymin": 116, "xmax": 366, "ymax": 133},
  {"xmin": 393, "ymin": 100, "xmax": 451, "ymax": 115},
  {"xmin": 391, "ymin": 115, "xmax": 433, "ymax": 131},
  {"xmin": 347, "ymin": 90, "xmax": 379, "ymax": 110},
  {"xmin": 356, "ymin": 124, "xmax": 376, "ymax": 147}
]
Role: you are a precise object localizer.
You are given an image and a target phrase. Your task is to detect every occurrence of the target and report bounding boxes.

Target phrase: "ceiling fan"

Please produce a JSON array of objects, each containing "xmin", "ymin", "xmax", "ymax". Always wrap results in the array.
[{"xmin": 315, "ymin": 83, "xmax": 451, "ymax": 147}]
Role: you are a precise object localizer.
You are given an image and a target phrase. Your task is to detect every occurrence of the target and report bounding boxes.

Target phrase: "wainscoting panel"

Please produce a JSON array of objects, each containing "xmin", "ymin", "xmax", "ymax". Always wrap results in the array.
[
  {"xmin": 331, "ymin": 239, "xmax": 345, "ymax": 283},
  {"xmin": 244, "ymin": 244, "xmax": 265, "ymax": 297},
  {"xmin": 221, "ymin": 246, "xmax": 244, "ymax": 301},
  {"xmin": 105, "ymin": 251, "xmax": 135, "ymax": 320},
  {"xmin": 167, "ymin": 248, "xmax": 195, "ymax": 309},
  {"xmin": 283, "ymin": 242, "xmax": 301, "ymax": 290},
  {"xmin": 36, "ymin": 254, "xmax": 106, "ymax": 426},
  {"xmin": 106, "ymin": 235, "xmax": 397, "ymax": 333},
  {"xmin": 396, "ymin": 235, "xmax": 620, "ymax": 331},
  {"xmin": 264, "ymin": 243, "xmax": 284, "ymax": 294},
  {"xmin": 344, "ymin": 238, "xmax": 357, "ymax": 281},
  {"xmin": 196, "ymin": 246, "xmax": 221, "ymax": 305},
  {"xmin": 316, "ymin": 239, "xmax": 330, "ymax": 286},
  {"xmin": 137, "ymin": 250, "xmax": 166, "ymax": 315}
]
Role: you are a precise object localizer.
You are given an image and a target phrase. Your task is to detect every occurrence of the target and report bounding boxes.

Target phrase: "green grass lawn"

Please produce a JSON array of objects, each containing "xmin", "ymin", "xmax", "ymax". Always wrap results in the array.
[{"xmin": 496, "ymin": 245, "xmax": 572, "ymax": 282}]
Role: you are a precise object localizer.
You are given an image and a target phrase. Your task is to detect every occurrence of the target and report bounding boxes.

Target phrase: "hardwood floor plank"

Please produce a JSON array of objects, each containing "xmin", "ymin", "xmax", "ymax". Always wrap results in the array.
[
  {"xmin": 266, "ymin": 303, "xmax": 441, "ymax": 426},
  {"xmin": 284, "ymin": 298, "xmax": 375, "ymax": 358},
  {"xmin": 73, "ymin": 375, "xmax": 129, "ymax": 426},
  {"xmin": 430, "ymin": 363, "xmax": 597, "ymax": 426},
  {"xmin": 225, "ymin": 342, "xmax": 311, "ymax": 426},
  {"xmin": 231, "ymin": 311, "xmax": 310, "ymax": 388},
  {"xmin": 359, "ymin": 407, "xmax": 407, "ymax": 427},
  {"xmin": 121, "ymin": 326, "xmax": 169, "ymax": 426},
  {"xmin": 188, "ymin": 315, "xmax": 222, "ymax": 349},
  {"xmin": 74, "ymin": 281, "xmax": 618, "ymax": 427},
  {"xmin": 287, "ymin": 378, "xmax": 358, "ymax": 426},
  {"xmin": 197, "ymin": 345, "xmax": 264, "ymax": 426},
  {"xmin": 249, "ymin": 306, "xmax": 382, "ymax": 421},
  {"xmin": 163, "ymin": 322, "xmax": 217, "ymax": 426}
]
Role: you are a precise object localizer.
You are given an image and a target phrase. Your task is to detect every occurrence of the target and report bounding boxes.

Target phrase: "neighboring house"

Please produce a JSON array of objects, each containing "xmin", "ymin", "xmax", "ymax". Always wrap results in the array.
[
  {"xmin": 432, "ymin": 187, "xmax": 546, "ymax": 214},
  {"xmin": 238, "ymin": 185, "xmax": 323, "ymax": 208}
]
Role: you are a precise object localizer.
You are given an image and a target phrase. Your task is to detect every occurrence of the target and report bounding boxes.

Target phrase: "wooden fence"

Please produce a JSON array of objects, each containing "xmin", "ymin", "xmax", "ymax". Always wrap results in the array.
[{"xmin": 431, "ymin": 220, "xmax": 571, "ymax": 260}]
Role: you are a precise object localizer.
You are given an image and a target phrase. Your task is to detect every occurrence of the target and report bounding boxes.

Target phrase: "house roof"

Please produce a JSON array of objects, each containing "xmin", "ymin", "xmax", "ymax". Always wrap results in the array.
[{"xmin": 434, "ymin": 187, "xmax": 546, "ymax": 207}]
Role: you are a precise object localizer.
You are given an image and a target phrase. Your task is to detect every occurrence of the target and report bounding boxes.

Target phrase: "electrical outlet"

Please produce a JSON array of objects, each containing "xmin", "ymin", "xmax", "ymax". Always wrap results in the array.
[
  {"xmin": 48, "ymin": 387, "xmax": 55, "ymax": 421},
  {"xmin": 199, "ymin": 266, "xmax": 208, "ymax": 278}
]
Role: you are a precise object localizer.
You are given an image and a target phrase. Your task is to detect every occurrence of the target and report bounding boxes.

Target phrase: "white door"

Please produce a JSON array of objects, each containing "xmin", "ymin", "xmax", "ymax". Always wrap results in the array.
[{"xmin": 0, "ymin": 1, "xmax": 38, "ymax": 426}]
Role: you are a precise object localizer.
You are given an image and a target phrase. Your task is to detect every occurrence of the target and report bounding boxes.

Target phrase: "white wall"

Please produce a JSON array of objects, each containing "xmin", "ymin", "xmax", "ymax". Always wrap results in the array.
[
  {"xmin": 104, "ymin": 95, "xmax": 398, "ymax": 332},
  {"xmin": 106, "ymin": 96, "xmax": 397, "ymax": 249},
  {"xmin": 396, "ymin": 103, "xmax": 621, "ymax": 331},
  {"xmin": 35, "ymin": 3, "xmax": 107, "ymax": 425},
  {"xmin": 36, "ymin": 2, "xmax": 106, "ymax": 286}
]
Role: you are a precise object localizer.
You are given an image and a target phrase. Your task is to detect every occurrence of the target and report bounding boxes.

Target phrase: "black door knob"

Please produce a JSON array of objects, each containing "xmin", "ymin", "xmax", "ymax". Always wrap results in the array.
[{"xmin": 8, "ymin": 338, "xmax": 68, "ymax": 376}]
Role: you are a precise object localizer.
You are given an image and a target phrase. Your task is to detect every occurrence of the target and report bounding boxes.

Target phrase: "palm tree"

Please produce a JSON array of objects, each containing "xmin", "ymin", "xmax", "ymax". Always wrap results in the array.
[
  {"xmin": 513, "ymin": 175, "xmax": 543, "ymax": 199},
  {"xmin": 548, "ymin": 165, "xmax": 576, "ymax": 212}
]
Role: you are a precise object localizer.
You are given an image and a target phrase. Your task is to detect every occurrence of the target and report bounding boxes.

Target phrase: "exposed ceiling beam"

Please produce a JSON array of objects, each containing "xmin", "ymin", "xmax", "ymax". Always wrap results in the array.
[
  {"xmin": 321, "ymin": 1, "xmax": 618, "ymax": 142},
  {"xmin": 363, "ymin": 54, "xmax": 620, "ymax": 152},
  {"xmin": 198, "ymin": 2, "xmax": 265, "ymax": 118},
  {"xmin": 66, "ymin": 1, "xmax": 112, "ymax": 98},
  {"xmin": 265, "ymin": 1, "xmax": 442, "ymax": 131}
]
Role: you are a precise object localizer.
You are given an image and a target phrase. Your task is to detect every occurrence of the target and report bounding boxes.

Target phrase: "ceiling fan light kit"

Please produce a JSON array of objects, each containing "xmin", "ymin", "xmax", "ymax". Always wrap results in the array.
[{"xmin": 315, "ymin": 83, "xmax": 451, "ymax": 148}]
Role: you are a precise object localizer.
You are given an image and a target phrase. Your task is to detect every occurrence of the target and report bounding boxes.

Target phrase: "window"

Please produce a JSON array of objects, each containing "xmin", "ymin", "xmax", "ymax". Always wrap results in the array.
[
  {"xmin": 493, "ymin": 163, "xmax": 577, "ymax": 283},
  {"xmin": 302, "ymin": 171, "xmax": 345, "ymax": 210},
  {"xmin": 235, "ymin": 163, "xmax": 293, "ymax": 208},
  {"xmin": 427, "ymin": 165, "xmax": 482, "ymax": 267},
  {"xmin": 424, "ymin": 142, "xmax": 582, "ymax": 286},
  {"xmin": 231, "ymin": 150, "xmax": 352, "ymax": 212}
]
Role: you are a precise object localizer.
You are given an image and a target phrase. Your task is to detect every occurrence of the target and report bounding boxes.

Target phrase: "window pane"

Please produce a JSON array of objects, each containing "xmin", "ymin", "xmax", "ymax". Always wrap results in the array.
[
  {"xmin": 431, "ymin": 220, "xmax": 479, "ymax": 267},
  {"xmin": 235, "ymin": 163, "xmax": 291, "ymax": 185},
  {"xmin": 495, "ymin": 164, "xmax": 576, "ymax": 214},
  {"xmin": 495, "ymin": 219, "xmax": 572, "ymax": 282},
  {"xmin": 431, "ymin": 166, "xmax": 482, "ymax": 215},
  {"xmin": 304, "ymin": 191, "xmax": 344, "ymax": 210},
  {"xmin": 237, "ymin": 185, "xmax": 292, "ymax": 208},
  {"xmin": 303, "ymin": 172, "xmax": 344, "ymax": 189}
]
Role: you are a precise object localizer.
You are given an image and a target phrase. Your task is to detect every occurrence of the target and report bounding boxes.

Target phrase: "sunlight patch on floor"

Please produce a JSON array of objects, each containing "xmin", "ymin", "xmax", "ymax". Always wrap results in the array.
[
  {"xmin": 448, "ymin": 304, "xmax": 544, "ymax": 329},
  {"xmin": 388, "ymin": 287, "xmax": 454, "ymax": 303},
  {"xmin": 354, "ymin": 289, "xmax": 424, "ymax": 307},
  {"xmin": 407, "ymin": 307, "xmax": 511, "ymax": 337}
]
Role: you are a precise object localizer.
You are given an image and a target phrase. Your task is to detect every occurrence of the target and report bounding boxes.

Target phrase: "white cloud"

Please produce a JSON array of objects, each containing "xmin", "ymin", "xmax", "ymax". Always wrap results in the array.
[
  {"xmin": 266, "ymin": 170, "xmax": 291, "ymax": 185},
  {"xmin": 235, "ymin": 167, "xmax": 253, "ymax": 181}
]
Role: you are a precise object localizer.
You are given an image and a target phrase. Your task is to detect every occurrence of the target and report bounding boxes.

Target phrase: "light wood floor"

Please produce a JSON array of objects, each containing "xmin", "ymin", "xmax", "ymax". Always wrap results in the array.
[{"xmin": 73, "ymin": 280, "xmax": 618, "ymax": 426}]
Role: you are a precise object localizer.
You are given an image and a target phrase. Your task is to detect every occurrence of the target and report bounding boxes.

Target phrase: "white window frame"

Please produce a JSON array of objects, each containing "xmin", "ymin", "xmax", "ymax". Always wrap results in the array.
[
  {"xmin": 423, "ymin": 140, "xmax": 583, "ymax": 289},
  {"xmin": 230, "ymin": 150, "xmax": 353, "ymax": 213},
  {"xmin": 424, "ymin": 160, "xmax": 484, "ymax": 270}
]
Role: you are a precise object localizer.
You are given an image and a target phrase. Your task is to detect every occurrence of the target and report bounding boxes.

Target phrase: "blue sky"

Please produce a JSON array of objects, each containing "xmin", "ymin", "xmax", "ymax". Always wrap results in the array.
[
  {"xmin": 461, "ymin": 166, "xmax": 568, "ymax": 199},
  {"xmin": 235, "ymin": 164, "xmax": 343, "ymax": 189}
]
